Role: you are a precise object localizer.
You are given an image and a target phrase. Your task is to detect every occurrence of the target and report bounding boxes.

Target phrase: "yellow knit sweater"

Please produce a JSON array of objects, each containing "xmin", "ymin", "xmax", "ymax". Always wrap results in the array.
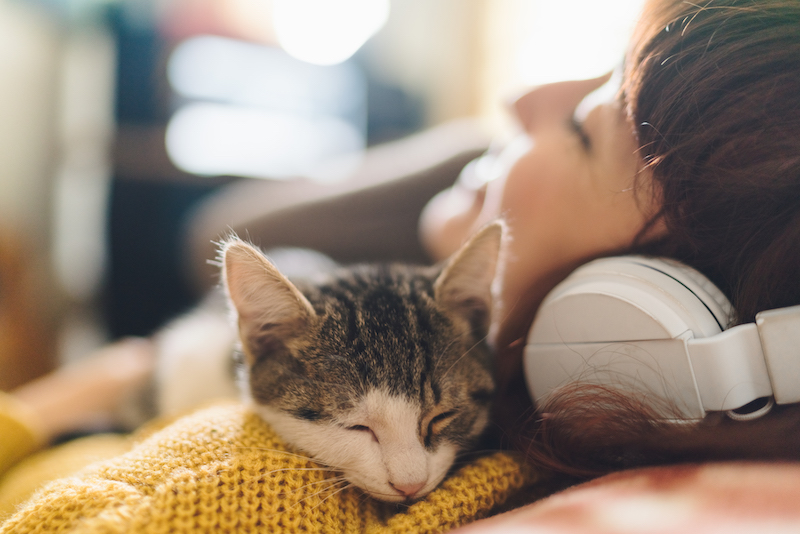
[{"xmin": 0, "ymin": 403, "xmax": 537, "ymax": 533}]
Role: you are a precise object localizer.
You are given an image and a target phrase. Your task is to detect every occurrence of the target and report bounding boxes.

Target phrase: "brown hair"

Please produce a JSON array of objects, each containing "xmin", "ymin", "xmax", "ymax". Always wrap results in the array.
[
  {"xmin": 626, "ymin": 0, "xmax": 800, "ymax": 325},
  {"xmin": 511, "ymin": 0, "xmax": 800, "ymax": 477}
]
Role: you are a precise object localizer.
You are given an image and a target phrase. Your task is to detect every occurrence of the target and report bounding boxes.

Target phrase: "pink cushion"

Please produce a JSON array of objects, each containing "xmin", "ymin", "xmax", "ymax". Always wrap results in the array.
[{"xmin": 455, "ymin": 462, "xmax": 800, "ymax": 533}]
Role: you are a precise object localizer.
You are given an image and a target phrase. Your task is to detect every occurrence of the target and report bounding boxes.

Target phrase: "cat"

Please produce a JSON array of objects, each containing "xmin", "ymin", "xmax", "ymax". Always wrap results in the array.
[{"xmin": 155, "ymin": 222, "xmax": 503, "ymax": 503}]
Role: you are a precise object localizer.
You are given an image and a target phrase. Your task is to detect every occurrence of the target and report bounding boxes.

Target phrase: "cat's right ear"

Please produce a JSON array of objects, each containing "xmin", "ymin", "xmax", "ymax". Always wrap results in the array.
[
  {"xmin": 221, "ymin": 239, "xmax": 317, "ymax": 363},
  {"xmin": 434, "ymin": 221, "xmax": 504, "ymax": 335}
]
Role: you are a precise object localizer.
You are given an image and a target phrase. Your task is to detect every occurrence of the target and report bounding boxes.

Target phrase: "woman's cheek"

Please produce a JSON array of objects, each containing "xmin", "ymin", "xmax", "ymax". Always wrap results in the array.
[
  {"xmin": 419, "ymin": 185, "xmax": 487, "ymax": 261},
  {"xmin": 498, "ymin": 156, "xmax": 570, "ymax": 247}
]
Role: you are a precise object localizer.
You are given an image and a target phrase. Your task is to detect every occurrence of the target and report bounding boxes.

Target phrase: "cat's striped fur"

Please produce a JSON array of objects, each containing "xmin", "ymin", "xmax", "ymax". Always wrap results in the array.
[{"xmin": 159, "ymin": 222, "xmax": 503, "ymax": 502}]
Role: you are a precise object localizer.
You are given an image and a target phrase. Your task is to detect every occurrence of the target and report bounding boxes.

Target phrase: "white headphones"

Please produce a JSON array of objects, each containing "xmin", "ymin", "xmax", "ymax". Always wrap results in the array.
[{"xmin": 524, "ymin": 256, "xmax": 800, "ymax": 421}]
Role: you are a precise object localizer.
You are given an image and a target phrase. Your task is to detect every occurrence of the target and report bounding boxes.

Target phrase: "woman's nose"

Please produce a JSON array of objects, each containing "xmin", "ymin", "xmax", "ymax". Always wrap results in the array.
[{"xmin": 511, "ymin": 73, "xmax": 612, "ymax": 131}]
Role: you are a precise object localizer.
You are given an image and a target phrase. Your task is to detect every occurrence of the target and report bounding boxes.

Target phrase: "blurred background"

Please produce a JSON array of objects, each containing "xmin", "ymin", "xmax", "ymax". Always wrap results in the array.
[{"xmin": 0, "ymin": 0, "xmax": 644, "ymax": 390}]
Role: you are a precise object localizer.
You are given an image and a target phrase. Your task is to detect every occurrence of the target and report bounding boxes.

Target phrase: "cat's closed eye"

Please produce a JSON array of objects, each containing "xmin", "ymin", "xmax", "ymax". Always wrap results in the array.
[
  {"xmin": 424, "ymin": 410, "xmax": 457, "ymax": 446},
  {"xmin": 348, "ymin": 425, "xmax": 378, "ymax": 442}
]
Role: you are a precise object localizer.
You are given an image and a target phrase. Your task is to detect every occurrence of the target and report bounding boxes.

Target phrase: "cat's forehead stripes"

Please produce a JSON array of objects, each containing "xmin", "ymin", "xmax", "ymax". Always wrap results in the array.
[{"xmin": 305, "ymin": 266, "xmax": 447, "ymax": 399}]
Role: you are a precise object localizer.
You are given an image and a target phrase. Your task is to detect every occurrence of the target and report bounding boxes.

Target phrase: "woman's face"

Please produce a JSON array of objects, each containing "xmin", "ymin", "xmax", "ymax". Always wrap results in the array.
[{"xmin": 420, "ymin": 74, "xmax": 661, "ymax": 344}]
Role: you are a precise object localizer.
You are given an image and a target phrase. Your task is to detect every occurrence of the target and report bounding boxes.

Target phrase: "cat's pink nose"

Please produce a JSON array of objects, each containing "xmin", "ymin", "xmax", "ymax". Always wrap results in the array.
[{"xmin": 390, "ymin": 480, "xmax": 426, "ymax": 498}]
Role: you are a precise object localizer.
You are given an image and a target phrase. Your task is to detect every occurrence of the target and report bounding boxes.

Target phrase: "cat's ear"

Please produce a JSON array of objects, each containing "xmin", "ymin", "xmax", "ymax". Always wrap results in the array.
[
  {"xmin": 434, "ymin": 221, "xmax": 504, "ymax": 334},
  {"xmin": 222, "ymin": 239, "xmax": 317, "ymax": 362}
]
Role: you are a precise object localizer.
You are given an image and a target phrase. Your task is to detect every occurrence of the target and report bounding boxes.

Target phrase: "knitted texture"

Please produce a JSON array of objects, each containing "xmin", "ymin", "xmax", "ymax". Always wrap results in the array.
[
  {"xmin": 0, "ymin": 433, "xmax": 131, "ymax": 518},
  {"xmin": 1, "ymin": 404, "xmax": 537, "ymax": 533},
  {"xmin": 0, "ymin": 393, "xmax": 41, "ymax": 479}
]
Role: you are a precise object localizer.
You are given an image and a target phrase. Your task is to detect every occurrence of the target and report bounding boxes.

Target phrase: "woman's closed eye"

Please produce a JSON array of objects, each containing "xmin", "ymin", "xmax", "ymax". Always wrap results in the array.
[{"xmin": 569, "ymin": 116, "xmax": 591, "ymax": 150}]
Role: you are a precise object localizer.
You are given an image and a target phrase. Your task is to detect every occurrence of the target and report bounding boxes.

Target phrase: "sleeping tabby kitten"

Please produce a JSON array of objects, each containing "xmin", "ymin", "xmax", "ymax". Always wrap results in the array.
[{"xmin": 158, "ymin": 222, "xmax": 502, "ymax": 502}]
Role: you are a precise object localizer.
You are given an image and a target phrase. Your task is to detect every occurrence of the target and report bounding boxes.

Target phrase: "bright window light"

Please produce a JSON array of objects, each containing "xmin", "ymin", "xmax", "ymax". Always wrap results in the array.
[
  {"xmin": 165, "ymin": 34, "xmax": 367, "ymax": 182},
  {"xmin": 168, "ymin": 35, "xmax": 365, "ymax": 116},
  {"xmin": 273, "ymin": 0, "xmax": 390, "ymax": 66},
  {"xmin": 517, "ymin": 0, "xmax": 646, "ymax": 85},
  {"xmin": 165, "ymin": 103, "xmax": 364, "ymax": 181}
]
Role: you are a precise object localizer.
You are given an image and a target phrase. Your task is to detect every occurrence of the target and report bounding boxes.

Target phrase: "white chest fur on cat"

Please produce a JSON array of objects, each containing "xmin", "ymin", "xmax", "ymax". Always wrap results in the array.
[
  {"xmin": 155, "ymin": 222, "xmax": 503, "ymax": 502},
  {"xmin": 154, "ymin": 303, "xmax": 239, "ymax": 416}
]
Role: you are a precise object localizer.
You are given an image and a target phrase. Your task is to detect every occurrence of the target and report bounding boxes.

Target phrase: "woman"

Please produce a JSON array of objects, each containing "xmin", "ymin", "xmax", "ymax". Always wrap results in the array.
[
  {"xmin": 423, "ymin": 0, "xmax": 800, "ymax": 476},
  {"xmin": 3, "ymin": 0, "xmax": 800, "ymax": 530}
]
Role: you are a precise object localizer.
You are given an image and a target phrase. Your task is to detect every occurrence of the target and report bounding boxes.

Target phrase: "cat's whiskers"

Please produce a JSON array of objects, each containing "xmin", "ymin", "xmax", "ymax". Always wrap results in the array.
[
  {"xmin": 231, "ymin": 445, "xmax": 362, "ymax": 494},
  {"xmin": 431, "ymin": 336, "xmax": 461, "ymax": 373},
  {"xmin": 352, "ymin": 487, "xmax": 376, "ymax": 508},
  {"xmin": 439, "ymin": 330, "xmax": 491, "ymax": 382},
  {"xmin": 264, "ymin": 476, "xmax": 348, "ymax": 500},
  {"xmin": 251, "ymin": 466, "xmax": 337, "ymax": 485},
  {"xmin": 256, "ymin": 478, "xmax": 352, "ymax": 521},
  {"xmin": 232, "ymin": 446, "xmax": 340, "ymax": 474},
  {"xmin": 286, "ymin": 478, "xmax": 351, "ymax": 511},
  {"xmin": 236, "ymin": 447, "xmax": 354, "ymax": 471},
  {"xmin": 305, "ymin": 480, "xmax": 354, "ymax": 514},
  {"xmin": 232, "ymin": 446, "xmax": 329, "ymax": 465},
  {"xmin": 291, "ymin": 475, "xmax": 347, "ymax": 495}
]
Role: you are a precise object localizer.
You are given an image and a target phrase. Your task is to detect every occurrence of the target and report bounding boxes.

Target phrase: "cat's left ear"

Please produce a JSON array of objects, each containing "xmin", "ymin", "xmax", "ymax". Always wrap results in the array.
[{"xmin": 434, "ymin": 221, "xmax": 504, "ymax": 334}]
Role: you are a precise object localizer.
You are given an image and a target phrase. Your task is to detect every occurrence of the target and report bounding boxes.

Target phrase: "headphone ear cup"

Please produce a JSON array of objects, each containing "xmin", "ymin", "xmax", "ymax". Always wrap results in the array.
[
  {"xmin": 633, "ymin": 257, "xmax": 733, "ymax": 330},
  {"xmin": 527, "ymin": 256, "xmax": 732, "ymax": 346},
  {"xmin": 524, "ymin": 256, "xmax": 734, "ymax": 420}
]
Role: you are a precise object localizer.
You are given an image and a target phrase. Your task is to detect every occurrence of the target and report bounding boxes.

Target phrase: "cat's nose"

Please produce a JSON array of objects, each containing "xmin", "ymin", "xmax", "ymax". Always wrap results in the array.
[{"xmin": 390, "ymin": 480, "xmax": 426, "ymax": 498}]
